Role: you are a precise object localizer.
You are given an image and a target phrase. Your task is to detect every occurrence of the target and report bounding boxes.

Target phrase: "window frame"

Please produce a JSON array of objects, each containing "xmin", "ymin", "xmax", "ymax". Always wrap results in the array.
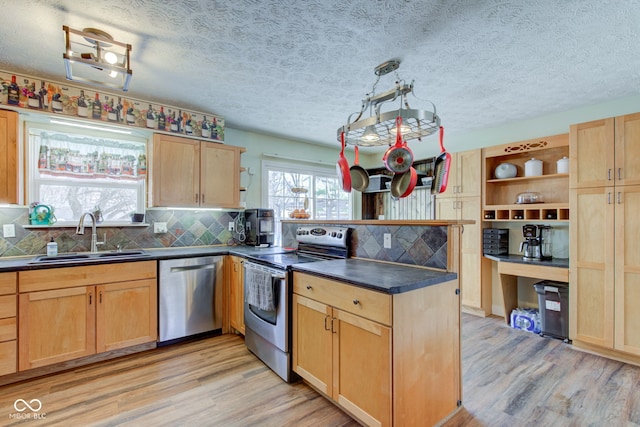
[
  {"xmin": 261, "ymin": 159, "xmax": 352, "ymax": 240},
  {"xmin": 25, "ymin": 120, "xmax": 148, "ymax": 226}
]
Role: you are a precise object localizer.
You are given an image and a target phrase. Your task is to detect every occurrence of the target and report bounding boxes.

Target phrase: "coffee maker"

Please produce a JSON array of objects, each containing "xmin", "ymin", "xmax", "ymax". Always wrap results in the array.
[
  {"xmin": 520, "ymin": 224, "xmax": 552, "ymax": 260},
  {"xmin": 244, "ymin": 208, "xmax": 275, "ymax": 247}
]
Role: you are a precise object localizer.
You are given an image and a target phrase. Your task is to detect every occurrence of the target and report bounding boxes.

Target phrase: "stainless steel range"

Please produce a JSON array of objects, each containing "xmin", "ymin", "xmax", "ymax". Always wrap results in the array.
[{"xmin": 243, "ymin": 225, "xmax": 351, "ymax": 382}]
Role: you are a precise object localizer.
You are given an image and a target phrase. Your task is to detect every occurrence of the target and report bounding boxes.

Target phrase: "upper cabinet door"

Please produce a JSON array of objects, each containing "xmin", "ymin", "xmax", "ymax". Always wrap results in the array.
[
  {"xmin": 200, "ymin": 143, "xmax": 240, "ymax": 209},
  {"xmin": 615, "ymin": 112, "xmax": 640, "ymax": 187},
  {"xmin": 0, "ymin": 110, "xmax": 18, "ymax": 204},
  {"xmin": 152, "ymin": 134, "xmax": 200, "ymax": 207},
  {"xmin": 570, "ymin": 118, "xmax": 615, "ymax": 189},
  {"xmin": 456, "ymin": 149, "xmax": 481, "ymax": 198}
]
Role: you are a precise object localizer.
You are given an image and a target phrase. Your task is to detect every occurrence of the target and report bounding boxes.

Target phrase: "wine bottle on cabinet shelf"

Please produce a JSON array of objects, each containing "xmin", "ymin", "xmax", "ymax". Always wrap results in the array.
[
  {"xmin": 157, "ymin": 106, "xmax": 166, "ymax": 131},
  {"xmin": 170, "ymin": 111, "xmax": 178, "ymax": 132},
  {"xmin": 177, "ymin": 110, "xmax": 183, "ymax": 133},
  {"xmin": 7, "ymin": 75, "xmax": 20, "ymax": 105},
  {"xmin": 146, "ymin": 104, "xmax": 155, "ymax": 129},
  {"xmin": 201, "ymin": 116, "xmax": 210, "ymax": 138},
  {"xmin": 92, "ymin": 93, "xmax": 102, "ymax": 120},
  {"xmin": 211, "ymin": 117, "xmax": 218, "ymax": 139},
  {"xmin": 126, "ymin": 107, "xmax": 135, "ymax": 124},
  {"xmin": 107, "ymin": 98, "xmax": 117, "ymax": 122},
  {"xmin": 39, "ymin": 81, "xmax": 48, "ymax": 110},
  {"xmin": 116, "ymin": 97, "xmax": 123, "ymax": 122},
  {"xmin": 77, "ymin": 90, "xmax": 88, "ymax": 117}
]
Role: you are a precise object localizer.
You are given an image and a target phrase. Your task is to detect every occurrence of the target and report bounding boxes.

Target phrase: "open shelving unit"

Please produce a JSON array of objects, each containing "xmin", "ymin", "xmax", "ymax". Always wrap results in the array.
[{"xmin": 483, "ymin": 133, "xmax": 569, "ymax": 222}]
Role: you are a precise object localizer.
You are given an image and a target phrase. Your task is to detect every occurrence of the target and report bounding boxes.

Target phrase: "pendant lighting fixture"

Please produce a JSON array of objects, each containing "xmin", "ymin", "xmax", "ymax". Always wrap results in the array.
[
  {"xmin": 62, "ymin": 26, "xmax": 132, "ymax": 91},
  {"xmin": 337, "ymin": 60, "xmax": 440, "ymax": 147}
]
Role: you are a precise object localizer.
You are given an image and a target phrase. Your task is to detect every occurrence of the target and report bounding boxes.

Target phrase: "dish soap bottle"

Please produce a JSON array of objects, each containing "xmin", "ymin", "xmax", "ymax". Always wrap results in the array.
[{"xmin": 47, "ymin": 238, "xmax": 58, "ymax": 257}]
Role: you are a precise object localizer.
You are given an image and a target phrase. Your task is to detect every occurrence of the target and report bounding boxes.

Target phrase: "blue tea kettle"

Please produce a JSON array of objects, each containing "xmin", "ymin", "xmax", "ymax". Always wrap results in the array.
[{"xmin": 30, "ymin": 204, "xmax": 57, "ymax": 225}]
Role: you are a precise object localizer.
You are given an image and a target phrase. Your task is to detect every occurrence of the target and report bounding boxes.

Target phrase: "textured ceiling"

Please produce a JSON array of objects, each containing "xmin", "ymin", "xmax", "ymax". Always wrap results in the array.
[{"xmin": 1, "ymin": 0, "xmax": 640, "ymax": 152}]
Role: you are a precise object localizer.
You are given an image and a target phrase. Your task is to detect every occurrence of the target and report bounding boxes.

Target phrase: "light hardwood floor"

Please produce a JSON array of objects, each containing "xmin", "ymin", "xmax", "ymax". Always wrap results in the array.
[{"xmin": 1, "ymin": 314, "xmax": 640, "ymax": 426}]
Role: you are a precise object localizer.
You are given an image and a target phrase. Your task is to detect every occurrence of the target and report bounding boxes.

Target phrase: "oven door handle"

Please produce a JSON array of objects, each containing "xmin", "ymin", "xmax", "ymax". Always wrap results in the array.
[{"xmin": 271, "ymin": 273, "xmax": 285, "ymax": 280}]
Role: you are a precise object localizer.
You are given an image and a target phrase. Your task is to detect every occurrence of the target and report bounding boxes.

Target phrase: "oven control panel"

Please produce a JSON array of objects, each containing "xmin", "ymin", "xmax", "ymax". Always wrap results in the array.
[{"xmin": 296, "ymin": 226, "xmax": 350, "ymax": 248}]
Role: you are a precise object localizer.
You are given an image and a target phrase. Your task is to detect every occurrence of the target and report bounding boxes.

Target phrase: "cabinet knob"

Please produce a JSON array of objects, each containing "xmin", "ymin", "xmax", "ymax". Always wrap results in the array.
[
  {"xmin": 195, "ymin": 193, "xmax": 199, "ymax": 203},
  {"xmin": 324, "ymin": 315, "xmax": 331, "ymax": 331},
  {"xmin": 306, "ymin": 285, "xmax": 312, "ymax": 290},
  {"xmin": 353, "ymin": 299, "xmax": 360, "ymax": 305},
  {"xmin": 201, "ymin": 194, "xmax": 205, "ymax": 204}
]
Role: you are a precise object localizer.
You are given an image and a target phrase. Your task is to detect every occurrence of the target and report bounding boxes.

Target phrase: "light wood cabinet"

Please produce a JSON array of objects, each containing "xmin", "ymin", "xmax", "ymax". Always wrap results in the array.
[
  {"xmin": 440, "ymin": 149, "xmax": 482, "ymax": 198},
  {"xmin": 227, "ymin": 255, "xmax": 245, "ymax": 335},
  {"xmin": 18, "ymin": 261, "xmax": 157, "ymax": 371},
  {"xmin": 570, "ymin": 113, "xmax": 640, "ymax": 189},
  {"xmin": 0, "ymin": 109, "xmax": 18, "ymax": 204},
  {"xmin": 96, "ymin": 279, "xmax": 157, "ymax": 353},
  {"xmin": 152, "ymin": 133, "xmax": 245, "ymax": 208},
  {"xmin": 0, "ymin": 272, "xmax": 17, "ymax": 376},
  {"xmin": 293, "ymin": 275, "xmax": 392, "ymax": 427},
  {"xmin": 436, "ymin": 196, "xmax": 490, "ymax": 314},
  {"xmin": 483, "ymin": 133, "xmax": 570, "ymax": 221},
  {"xmin": 436, "ymin": 148, "xmax": 489, "ymax": 315},
  {"xmin": 570, "ymin": 113, "xmax": 640, "ymax": 358},
  {"xmin": 293, "ymin": 271, "xmax": 460, "ymax": 427}
]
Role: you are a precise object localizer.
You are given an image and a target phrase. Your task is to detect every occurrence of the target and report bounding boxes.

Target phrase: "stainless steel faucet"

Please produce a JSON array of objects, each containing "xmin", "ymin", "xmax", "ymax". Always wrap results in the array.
[{"xmin": 76, "ymin": 212, "xmax": 105, "ymax": 253}]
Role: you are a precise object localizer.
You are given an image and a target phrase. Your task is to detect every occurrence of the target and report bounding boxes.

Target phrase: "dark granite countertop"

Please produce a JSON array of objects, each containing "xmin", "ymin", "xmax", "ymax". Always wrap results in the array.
[
  {"xmin": 0, "ymin": 245, "xmax": 292, "ymax": 272},
  {"xmin": 291, "ymin": 258, "xmax": 457, "ymax": 294},
  {"xmin": 484, "ymin": 254, "xmax": 569, "ymax": 269}
]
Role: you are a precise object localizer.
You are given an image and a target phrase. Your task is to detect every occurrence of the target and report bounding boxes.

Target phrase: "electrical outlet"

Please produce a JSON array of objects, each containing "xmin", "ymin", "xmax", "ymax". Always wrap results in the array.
[
  {"xmin": 2, "ymin": 224, "xmax": 15, "ymax": 238},
  {"xmin": 228, "ymin": 221, "xmax": 235, "ymax": 232},
  {"xmin": 383, "ymin": 233, "xmax": 391, "ymax": 249},
  {"xmin": 154, "ymin": 222, "xmax": 168, "ymax": 233}
]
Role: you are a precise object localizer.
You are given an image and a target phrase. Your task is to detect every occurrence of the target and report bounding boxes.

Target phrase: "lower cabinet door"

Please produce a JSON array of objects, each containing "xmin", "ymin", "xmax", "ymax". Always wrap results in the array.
[
  {"xmin": 334, "ymin": 309, "xmax": 392, "ymax": 427},
  {"xmin": 96, "ymin": 279, "xmax": 157, "ymax": 352},
  {"xmin": 292, "ymin": 294, "xmax": 332, "ymax": 395},
  {"xmin": 228, "ymin": 256, "xmax": 245, "ymax": 334},
  {"xmin": 614, "ymin": 185, "xmax": 640, "ymax": 356},
  {"xmin": 19, "ymin": 286, "xmax": 96, "ymax": 370},
  {"xmin": 0, "ymin": 339, "xmax": 16, "ymax": 376}
]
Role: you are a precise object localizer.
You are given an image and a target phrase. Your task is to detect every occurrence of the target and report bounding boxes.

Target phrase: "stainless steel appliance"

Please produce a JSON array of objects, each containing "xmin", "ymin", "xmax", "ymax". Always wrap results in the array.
[
  {"xmin": 158, "ymin": 256, "xmax": 223, "ymax": 345},
  {"xmin": 519, "ymin": 224, "xmax": 552, "ymax": 261},
  {"xmin": 243, "ymin": 226, "xmax": 351, "ymax": 382},
  {"xmin": 244, "ymin": 208, "xmax": 275, "ymax": 247}
]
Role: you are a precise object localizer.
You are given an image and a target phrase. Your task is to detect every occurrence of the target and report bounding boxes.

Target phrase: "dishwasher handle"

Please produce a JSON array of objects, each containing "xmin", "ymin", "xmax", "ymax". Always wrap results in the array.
[{"xmin": 170, "ymin": 264, "xmax": 216, "ymax": 273}]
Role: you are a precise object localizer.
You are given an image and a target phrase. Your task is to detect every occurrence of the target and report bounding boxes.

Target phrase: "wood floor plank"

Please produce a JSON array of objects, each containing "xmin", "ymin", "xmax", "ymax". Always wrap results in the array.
[{"xmin": 2, "ymin": 314, "xmax": 640, "ymax": 426}]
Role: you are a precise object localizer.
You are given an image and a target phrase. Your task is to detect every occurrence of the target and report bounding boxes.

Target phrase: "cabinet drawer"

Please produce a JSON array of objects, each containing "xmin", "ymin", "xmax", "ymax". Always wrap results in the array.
[
  {"xmin": 20, "ymin": 260, "xmax": 157, "ymax": 293},
  {"xmin": 0, "ymin": 272, "xmax": 16, "ymax": 295},
  {"xmin": 0, "ymin": 295, "xmax": 16, "ymax": 319},
  {"xmin": 293, "ymin": 272, "xmax": 391, "ymax": 326},
  {"xmin": 0, "ymin": 317, "xmax": 16, "ymax": 342},
  {"xmin": 0, "ymin": 340, "xmax": 16, "ymax": 376}
]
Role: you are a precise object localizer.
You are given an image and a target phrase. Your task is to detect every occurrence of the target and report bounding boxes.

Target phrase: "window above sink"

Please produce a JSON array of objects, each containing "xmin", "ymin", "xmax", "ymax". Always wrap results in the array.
[{"xmin": 25, "ymin": 120, "xmax": 148, "ymax": 226}]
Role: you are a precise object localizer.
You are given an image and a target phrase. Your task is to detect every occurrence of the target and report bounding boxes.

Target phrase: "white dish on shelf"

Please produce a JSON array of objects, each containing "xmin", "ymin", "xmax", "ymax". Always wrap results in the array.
[{"xmin": 494, "ymin": 162, "xmax": 517, "ymax": 179}]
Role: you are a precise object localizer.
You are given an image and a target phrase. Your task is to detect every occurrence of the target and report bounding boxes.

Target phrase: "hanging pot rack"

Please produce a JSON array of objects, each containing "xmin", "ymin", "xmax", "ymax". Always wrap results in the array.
[{"xmin": 337, "ymin": 60, "xmax": 441, "ymax": 147}]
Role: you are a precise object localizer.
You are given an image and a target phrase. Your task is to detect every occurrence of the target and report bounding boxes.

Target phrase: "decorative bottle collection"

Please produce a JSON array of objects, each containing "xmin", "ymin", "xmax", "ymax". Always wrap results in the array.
[{"xmin": 0, "ymin": 71, "xmax": 224, "ymax": 140}]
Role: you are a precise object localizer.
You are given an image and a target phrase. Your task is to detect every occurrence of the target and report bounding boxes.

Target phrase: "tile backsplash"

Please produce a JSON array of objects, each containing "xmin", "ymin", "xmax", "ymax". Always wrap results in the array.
[
  {"xmin": 0, "ymin": 207, "xmax": 241, "ymax": 257},
  {"xmin": 282, "ymin": 222, "xmax": 449, "ymax": 270}
]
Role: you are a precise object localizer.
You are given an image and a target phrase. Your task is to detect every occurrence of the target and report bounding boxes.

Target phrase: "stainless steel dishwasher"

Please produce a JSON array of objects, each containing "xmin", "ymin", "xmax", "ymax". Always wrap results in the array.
[{"xmin": 158, "ymin": 256, "xmax": 223, "ymax": 345}]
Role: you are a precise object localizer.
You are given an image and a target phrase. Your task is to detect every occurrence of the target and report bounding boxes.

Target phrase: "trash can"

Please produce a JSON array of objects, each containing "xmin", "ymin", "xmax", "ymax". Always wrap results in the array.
[{"xmin": 534, "ymin": 281, "xmax": 570, "ymax": 342}]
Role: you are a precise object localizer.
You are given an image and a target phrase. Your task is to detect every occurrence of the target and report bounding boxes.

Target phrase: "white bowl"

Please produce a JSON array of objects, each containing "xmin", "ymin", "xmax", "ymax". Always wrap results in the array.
[{"xmin": 494, "ymin": 163, "xmax": 517, "ymax": 179}]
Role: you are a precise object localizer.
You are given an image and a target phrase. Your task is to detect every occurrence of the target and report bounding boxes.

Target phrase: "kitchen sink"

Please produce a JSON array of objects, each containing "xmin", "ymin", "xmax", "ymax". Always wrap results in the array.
[
  {"xmin": 30, "ymin": 254, "xmax": 91, "ymax": 263},
  {"xmin": 29, "ymin": 250, "xmax": 148, "ymax": 264},
  {"xmin": 96, "ymin": 250, "xmax": 148, "ymax": 257}
]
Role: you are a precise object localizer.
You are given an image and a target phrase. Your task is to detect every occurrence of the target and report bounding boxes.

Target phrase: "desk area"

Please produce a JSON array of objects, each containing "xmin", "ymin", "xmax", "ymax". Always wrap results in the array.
[{"xmin": 485, "ymin": 255, "xmax": 569, "ymax": 323}]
